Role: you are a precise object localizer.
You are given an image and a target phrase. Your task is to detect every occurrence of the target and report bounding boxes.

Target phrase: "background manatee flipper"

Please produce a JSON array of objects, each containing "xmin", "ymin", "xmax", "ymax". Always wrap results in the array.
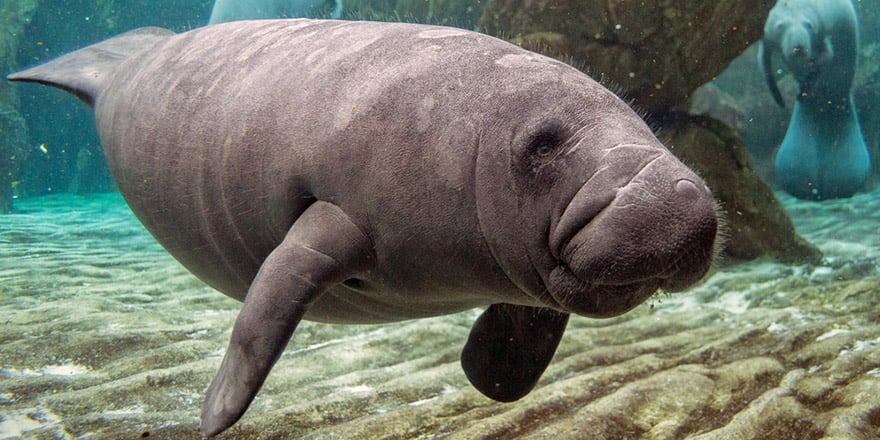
[
  {"xmin": 759, "ymin": 40, "xmax": 785, "ymax": 108},
  {"xmin": 7, "ymin": 27, "xmax": 173, "ymax": 106},
  {"xmin": 200, "ymin": 201, "xmax": 373, "ymax": 436},
  {"xmin": 461, "ymin": 304, "xmax": 569, "ymax": 402}
]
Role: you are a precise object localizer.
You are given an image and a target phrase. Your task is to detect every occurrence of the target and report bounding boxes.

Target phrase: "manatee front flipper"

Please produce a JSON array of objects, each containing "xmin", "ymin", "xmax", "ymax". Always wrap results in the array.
[
  {"xmin": 461, "ymin": 304, "xmax": 569, "ymax": 402},
  {"xmin": 200, "ymin": 201, "xmax": 373, "ymax": 436},
  {"xmin": 760, "ymin": 40, "xmax": 786, "ymax": 108}
]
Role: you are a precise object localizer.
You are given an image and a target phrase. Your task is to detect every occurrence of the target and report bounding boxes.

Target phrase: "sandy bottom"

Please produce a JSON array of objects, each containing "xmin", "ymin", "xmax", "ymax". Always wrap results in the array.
[{"xmin": 1, "ymin": 188, "xmax": 879, "ymax": 439}]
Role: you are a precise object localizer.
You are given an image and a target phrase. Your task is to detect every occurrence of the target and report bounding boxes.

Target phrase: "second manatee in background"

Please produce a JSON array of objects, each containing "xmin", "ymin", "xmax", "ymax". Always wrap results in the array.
[{"xmin": 761, "ymin": 0, "xmax": 870, "ymax": 200}]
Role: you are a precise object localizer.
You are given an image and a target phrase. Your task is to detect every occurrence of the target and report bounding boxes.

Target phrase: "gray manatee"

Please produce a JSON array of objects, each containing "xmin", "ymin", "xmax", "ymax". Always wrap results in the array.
[
  {"xmin": 761, "ymin": 0, "xmax": 870, "ymax": 199},
  {"xmin": 7, "ymin": 19, "xmax": 720, "ymax": 436},
  {"xmin": 209, "ymin": 0, "xmax": 342, "ymax": 23}
]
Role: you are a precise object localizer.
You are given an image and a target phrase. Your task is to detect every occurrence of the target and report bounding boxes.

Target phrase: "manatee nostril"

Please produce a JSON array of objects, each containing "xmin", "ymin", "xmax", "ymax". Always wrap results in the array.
[{"xmin": 674, "ymin": 178, "xmax": 702, "ymax": 200}]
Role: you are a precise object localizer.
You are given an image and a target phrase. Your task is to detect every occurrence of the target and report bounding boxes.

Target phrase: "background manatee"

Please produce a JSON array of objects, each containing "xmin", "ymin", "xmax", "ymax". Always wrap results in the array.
[{"xmin": 761, "ymin": 0, "xmax": 870, "ymax": 199}]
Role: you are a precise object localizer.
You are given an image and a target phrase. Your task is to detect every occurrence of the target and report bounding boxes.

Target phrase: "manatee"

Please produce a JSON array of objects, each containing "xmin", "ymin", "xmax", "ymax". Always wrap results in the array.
[
  {"xmin": 7, "ymin": 19, "xmax": 720, "ymax": 436},
  {"xmin": 760, "ymin": 0, "xmax": 870, "ymax": 200},
  {"xmin": 209, "ymin": 0, "xmax": 342, "ymax": 23}
]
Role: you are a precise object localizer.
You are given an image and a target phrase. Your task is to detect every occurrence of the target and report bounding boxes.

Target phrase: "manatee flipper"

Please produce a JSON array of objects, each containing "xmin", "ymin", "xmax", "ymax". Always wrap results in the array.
[
  {"xmin": 461, "ymin": 304, "xmax": 569, "ymax": 402},
  {"xmin": 200, "ymin": 201, "xmax": 373, "ymax": 436},
  {"xmin": 821, "ymin": 37, "xmax": 835, "ymax": 63},
  {"xmin": 6, "ymin": 27, "xmax": 173, "ymax": 106},
  {"xmin": 760, "ymin": 40, "xmax": 786, "ymax": 108}
]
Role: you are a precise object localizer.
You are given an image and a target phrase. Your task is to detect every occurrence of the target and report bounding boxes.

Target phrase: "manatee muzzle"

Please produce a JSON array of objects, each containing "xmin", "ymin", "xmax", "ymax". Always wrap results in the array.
[
  {"xmin": 782, "ymin": 24, "xmax": 814, "ymax": 63},
  {"xmin": 548, "ymin": 149, "xmax": 719, "ymax": 317}
]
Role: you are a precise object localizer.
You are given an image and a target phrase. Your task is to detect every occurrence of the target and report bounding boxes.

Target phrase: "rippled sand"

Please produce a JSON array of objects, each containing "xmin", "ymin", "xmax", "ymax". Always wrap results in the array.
[{"xmin": 1, "ymin": 188, "xmax": 878, "ymax": 439}]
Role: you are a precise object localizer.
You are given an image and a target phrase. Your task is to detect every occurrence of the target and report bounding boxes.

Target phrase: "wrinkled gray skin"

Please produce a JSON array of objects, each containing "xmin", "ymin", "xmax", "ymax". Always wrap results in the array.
[{"xmin": 8, "ymin": 20, "xmax": 719, "ymax": 436}]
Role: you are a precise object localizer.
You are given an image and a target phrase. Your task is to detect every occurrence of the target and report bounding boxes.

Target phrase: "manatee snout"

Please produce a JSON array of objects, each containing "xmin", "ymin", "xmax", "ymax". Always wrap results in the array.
[
  {"xmin": 550, "ymin": 150, "xmax": 719, "ymax": 317},
  {"xmin": 781, "ymin": 23, "xmax": 814, "ymax": 63}
]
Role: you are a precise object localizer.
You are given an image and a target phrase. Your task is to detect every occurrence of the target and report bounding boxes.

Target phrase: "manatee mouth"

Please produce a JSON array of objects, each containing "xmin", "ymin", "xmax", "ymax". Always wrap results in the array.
[
  {"xmin": 545, "ymin": 152, "xmax": 719, "ymax": 318},
  {"xmin": 545, "ymin": 245, "xmax": 709, "ymax": 318},
  {"xmin": 543, "ymin": 263, "xmax": 660, "ymax": 318}
]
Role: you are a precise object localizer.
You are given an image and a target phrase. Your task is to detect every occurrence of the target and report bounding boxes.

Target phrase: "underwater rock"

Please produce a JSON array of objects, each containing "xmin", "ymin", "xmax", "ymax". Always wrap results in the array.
[
  {"xmin": 0, "ymin": 0, "xmax": 39, "ymax": 212},
  {"xmin": 479, "ymin": 0, "xmax": 772, "ymax": 113},
  {"xmin": 662, "ymin": 113, "xmax": 822, "ymax": 264}
]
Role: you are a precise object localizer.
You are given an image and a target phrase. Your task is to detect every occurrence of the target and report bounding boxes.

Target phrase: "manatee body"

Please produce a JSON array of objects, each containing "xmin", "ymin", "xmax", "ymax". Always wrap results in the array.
[
  {"xmin": 761, "ymin": 0, "xmax": 870, "ymax": 200},
  {"xmin": 8, "ymin": 20, "xmax": 719, "ymax": 436}
]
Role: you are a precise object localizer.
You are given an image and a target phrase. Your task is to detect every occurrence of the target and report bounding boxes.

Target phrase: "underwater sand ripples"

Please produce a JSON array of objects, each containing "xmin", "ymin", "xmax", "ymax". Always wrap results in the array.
[{"xmin": 1, "ymin": 190, "xmax": 879, "ymax": 438}]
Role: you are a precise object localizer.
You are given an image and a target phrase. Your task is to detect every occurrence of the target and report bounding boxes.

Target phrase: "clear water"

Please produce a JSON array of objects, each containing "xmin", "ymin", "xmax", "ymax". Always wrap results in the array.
[{"xmin": 1, "ymin": 1, "xmax": 878, "ymax": 439}]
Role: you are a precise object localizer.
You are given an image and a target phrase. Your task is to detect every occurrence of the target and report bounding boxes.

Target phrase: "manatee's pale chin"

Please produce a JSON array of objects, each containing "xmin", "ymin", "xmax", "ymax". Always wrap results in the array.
[{"xmin": 546, "ymin": 264, "xmax": 660, "ymax": 318}]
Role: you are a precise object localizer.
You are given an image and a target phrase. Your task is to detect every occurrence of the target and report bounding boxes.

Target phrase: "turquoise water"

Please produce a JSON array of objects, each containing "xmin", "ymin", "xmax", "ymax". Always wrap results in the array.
[{"xmin": 2, "ymin": 1, "xmax": 879, "ymax": 439}]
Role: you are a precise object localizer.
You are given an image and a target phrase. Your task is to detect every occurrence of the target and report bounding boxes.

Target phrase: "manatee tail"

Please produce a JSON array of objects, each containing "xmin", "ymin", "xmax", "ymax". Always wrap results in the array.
[
  {"xmin": 6, "ymin": 27, "xmax": 174, "ymax": 107},
  {"xmin": 759, "ymin": 39, "xmax": 786, "ymax": 108}
]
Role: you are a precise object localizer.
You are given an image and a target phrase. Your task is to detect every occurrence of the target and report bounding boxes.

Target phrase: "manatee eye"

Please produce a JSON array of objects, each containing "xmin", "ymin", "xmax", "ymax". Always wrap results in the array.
[
  {"xmin": 514, "ymin": 120, "xmax": 569, "ymax": 188},
  {"xmin": 524, "ymin": 122, "xmax": 567, "ymax": 166},
  {"xmin": 530, "ymin": 137, "xmax": 558, "ymax": 162}
]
